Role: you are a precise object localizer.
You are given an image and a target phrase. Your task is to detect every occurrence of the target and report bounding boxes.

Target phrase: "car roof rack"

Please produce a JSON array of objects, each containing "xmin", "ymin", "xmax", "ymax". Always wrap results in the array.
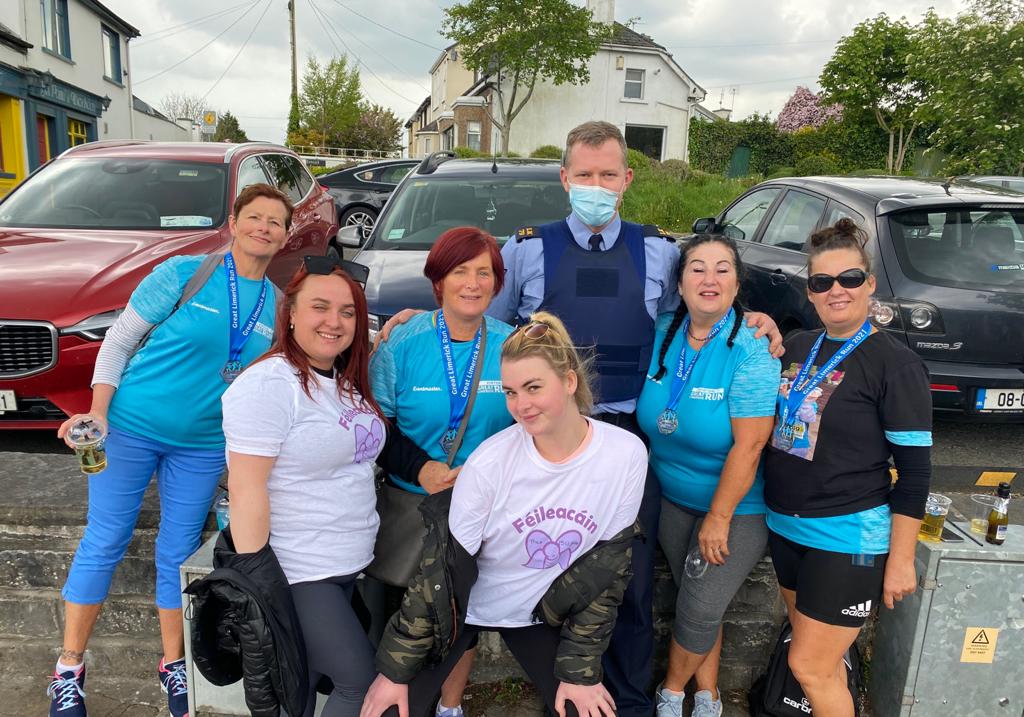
[{"xmin": 417, "ymin": 151, "xmax": 456, "ymax": 175}]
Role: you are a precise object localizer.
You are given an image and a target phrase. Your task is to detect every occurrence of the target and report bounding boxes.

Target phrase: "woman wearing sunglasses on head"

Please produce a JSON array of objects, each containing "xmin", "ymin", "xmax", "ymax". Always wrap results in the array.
[
  {"xmin": 638, "ymin": 234, "xmax": 780, "ymax": 717},
  {"xmin": 222, "ymin": 257, "xmax": 386, "ymax": 717},
  {"xmin": 49, "ymin": 184, "xmax": 290, "ymax": 717},
  {"xmin": 763, "ymin": 218, "xmax": 932, "ymax": 717},
  {"xmin": 367, "ymin": 227, "xmax": 516, "ymax": 717},
  {"xmin": 360, "ymin": 312, "xmax": 646, "ymax": 717}
]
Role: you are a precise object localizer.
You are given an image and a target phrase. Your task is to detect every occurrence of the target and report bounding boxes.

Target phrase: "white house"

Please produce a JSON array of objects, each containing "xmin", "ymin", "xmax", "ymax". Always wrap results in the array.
[
  {"xmin": 407, "ymin": 0, "xmax": 706, "ymax": 161},
  {"xmin": 0, "ymin": 0, "xmax": 189, "ymax": 196}
]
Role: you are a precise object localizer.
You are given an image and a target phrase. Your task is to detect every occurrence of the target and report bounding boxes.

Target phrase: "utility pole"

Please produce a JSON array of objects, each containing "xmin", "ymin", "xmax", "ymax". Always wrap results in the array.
[{"xmin": 289, "ymin": 0, "xmax": 298, "ymax": 133}]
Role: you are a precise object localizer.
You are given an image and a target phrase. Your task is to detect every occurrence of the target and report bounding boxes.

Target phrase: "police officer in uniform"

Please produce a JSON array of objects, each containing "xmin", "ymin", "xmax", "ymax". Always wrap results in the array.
[{"xmin": 488, "ymin": 121, "xmax": 781, "ymax": 717}]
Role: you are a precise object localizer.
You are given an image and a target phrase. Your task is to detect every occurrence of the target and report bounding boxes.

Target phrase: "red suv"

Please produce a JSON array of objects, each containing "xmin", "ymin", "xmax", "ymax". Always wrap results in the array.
[{"xmin": 0, "ymin": 140, "xmax": 338, "ymax": 428}]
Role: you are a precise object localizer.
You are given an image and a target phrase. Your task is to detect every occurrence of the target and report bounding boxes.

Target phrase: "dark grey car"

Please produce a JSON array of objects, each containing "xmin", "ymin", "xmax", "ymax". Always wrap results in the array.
[{"xmin": 693, "ymin": 176, "xmax": 1024, "ymax": 421}]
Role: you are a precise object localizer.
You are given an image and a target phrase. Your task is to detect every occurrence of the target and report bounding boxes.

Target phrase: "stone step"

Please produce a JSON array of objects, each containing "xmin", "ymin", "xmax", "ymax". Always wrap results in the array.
[
  {"xmin": 0, "ymin": 587, "xmax": 160, "ymax": 639},
  {"xmin": 0, "ymin": 634, "xmax": 164, "ymax": 682}
]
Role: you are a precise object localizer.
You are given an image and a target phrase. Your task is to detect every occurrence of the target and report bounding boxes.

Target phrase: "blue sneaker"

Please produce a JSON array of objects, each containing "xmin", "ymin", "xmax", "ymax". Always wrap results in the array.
[
  {"xmin": 48, "ymin": 666, "xmax": 87, "ymax": 716},
  {"xmin": 158, "ymin": 657, "xmax": 189, "ymax": 717}
]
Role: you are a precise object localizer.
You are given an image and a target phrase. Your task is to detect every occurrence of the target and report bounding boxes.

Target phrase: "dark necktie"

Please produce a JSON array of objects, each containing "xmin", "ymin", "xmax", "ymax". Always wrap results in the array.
[{"xmin": 588, "ymin": 234, "xmax": 603, "ymax": 251}]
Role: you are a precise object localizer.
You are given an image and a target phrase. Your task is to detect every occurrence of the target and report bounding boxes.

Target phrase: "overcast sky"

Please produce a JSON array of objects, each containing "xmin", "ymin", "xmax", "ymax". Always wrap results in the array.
[{"xmin": 103, "ymin": 0, "xmax": 967, "ymax": 146}]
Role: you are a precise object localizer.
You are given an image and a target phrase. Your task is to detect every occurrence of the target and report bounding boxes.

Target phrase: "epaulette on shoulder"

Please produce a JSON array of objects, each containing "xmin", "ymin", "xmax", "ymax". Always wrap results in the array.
[
  {"xmin": 515, "ymin": 226, "xmax": 542, "ymax": 243},
  {"xmin": 643, "ymin": 224, "xmax": 676, "ymax": 242}
]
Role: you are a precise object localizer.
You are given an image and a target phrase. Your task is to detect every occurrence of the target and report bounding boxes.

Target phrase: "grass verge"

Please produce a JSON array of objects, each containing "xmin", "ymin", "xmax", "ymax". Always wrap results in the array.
[{"xmin": 623, "ymin": 173, "xmax": 757, "ymax": 235}]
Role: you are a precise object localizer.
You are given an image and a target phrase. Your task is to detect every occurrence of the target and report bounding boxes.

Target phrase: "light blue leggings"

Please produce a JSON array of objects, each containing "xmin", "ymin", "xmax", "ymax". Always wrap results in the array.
[{"xmin": 62, "ymin": 426, "xmax": 224, "ymax": 609}]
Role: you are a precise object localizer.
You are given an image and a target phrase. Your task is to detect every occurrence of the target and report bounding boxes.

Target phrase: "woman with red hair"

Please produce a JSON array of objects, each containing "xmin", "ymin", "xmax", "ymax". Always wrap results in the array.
[
  {"xmin": 223, "ymin": 258, "xmax": 385, "ymax": 717},
  {"xmin": 369, "ymin": 226, "xmax": 515, "ymax": 717}
]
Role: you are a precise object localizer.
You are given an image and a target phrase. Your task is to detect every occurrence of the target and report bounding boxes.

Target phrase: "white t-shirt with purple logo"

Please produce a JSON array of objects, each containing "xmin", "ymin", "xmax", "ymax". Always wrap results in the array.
[
  {"xmin": 222, "ymin": 356, "xmax": 384, "ymax": 585},
  {"xmin": 450, "ymin": 419, "xmax": 646, "ymax": 628}
]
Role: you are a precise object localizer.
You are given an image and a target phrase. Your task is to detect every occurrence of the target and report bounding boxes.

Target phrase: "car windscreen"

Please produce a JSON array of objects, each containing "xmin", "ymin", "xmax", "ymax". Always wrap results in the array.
[
  {"xmin": 887, "ymin": 207, "xmax": 1024, "ymax": 292},
  {"xmin": 368, "ymin": 175, "xmax": 571, "ymax": 250},
  {"xmin": 0, "ymin": 158, "xmax": 228, "ymax": 230}
]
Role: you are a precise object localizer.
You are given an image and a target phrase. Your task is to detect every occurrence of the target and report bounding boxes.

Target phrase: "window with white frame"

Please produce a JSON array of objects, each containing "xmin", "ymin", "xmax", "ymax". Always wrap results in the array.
[
  {"xmin": 102, "ymin": 27, "xmax": 121, "ymax": 83},
  {"xmin": 467, "ymin": 121, "xmax": 481, "ymax": 152},
  {"xmin": 624, "ymin": 68, "xmax": 645, "ymax": 99},
  {"xmin": 41, "ymin": 0, "xmax": 70, "ymax": 59},
  {"xmin": 442, "ymin": 126, "xmax": 454, "ymax": 151}
]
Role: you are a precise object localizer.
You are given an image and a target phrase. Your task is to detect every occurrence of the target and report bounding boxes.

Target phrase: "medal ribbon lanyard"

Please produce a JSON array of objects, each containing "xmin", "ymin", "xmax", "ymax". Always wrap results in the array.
[
  {"xmin": 779, "ymin": 319, "xmax": 872, "ymax": 431},
  {"xmin": 224, "ymin": 253, "xmax": 269, "ymax": 370},
  {"xmin": 436, "ymin": 310, "xmax": 483, "ymax": 449},
  {"xmin": 663, "ymin": 309, "xmax": 733, "ymax": 415}
]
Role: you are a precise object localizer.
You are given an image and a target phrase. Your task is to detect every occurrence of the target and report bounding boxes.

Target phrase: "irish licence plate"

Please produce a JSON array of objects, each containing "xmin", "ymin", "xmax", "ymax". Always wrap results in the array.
[
  {"xmin": 0, "ymin": 390, "xmax": 16, "ymax": 414},
  {"xmin": 975, "ymin": 388, "xmax": 1024, "ymax": 413}
]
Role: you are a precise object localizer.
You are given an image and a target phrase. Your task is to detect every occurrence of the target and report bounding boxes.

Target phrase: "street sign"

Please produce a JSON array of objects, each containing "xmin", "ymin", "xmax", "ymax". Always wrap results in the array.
[{"xmin": 201, "ymin": 110, "xmax": 217, "ymax": 136}]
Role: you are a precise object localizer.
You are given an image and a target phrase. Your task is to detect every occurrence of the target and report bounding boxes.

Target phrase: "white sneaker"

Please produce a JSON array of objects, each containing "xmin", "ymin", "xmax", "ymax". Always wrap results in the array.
[
  {"xmin": 692, "ymin": 689, "xmax": 723, "ymax": 717},
  {"xmin": 655, "ymin": 683, "xmax": 684, "ymax": 717},
  {"xmin": 435, "ymin": 702, "xmax": 464, "ymax": 717}
]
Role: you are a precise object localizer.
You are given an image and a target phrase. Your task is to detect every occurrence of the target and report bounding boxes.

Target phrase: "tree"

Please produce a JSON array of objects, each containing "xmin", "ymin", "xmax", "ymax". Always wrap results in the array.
[
  {"xmin": 776, "ymin": 86, "xmax": 843, "ymax": 133},
  {"xmin": 338, "ymin": 103, "xmax": 402, "ymax": 152},
  {"xmin": 294, "ymin": 55, "xmax": 361, "ymax": 146},
  {"xmin": 159, "ymin": 92, "xmax": 207, "ymax": 124},
  {"xmin": 213, "ymin": 111, "xmax": 249, "ymax": 143},
  {"xmin": 442, "ymin": 0, "xmax": 613, "ymax": 156},
  {"xmin": 910, "ymin": 6, "xmax": 1024, "ymax": 174},
  {"xmin": 819, "ymin": 14, "xmax": 925, "ymax": 173}
]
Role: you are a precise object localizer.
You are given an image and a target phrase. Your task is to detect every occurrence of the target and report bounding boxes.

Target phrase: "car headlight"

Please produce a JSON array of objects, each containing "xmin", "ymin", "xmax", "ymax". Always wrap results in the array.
[{"xmin": 60, "ymin": 309, "xmax": 125, "ymax": 341}]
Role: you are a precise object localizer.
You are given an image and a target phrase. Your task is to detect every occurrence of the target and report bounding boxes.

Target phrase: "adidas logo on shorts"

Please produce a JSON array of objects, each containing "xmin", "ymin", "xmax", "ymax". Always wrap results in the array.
[{"xmin": 841, "ymin": 600, "xmax": 872, "ymax": 618}]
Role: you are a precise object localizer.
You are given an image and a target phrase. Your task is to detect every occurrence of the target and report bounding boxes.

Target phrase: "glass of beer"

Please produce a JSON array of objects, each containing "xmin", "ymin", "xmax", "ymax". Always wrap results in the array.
[
  {"xmin": 918, "ymin": 493, "xmax": 951, "ymax": 542},
  {"xmin": 68, "ymin": 419, "xmax": 107, "ymax": 475}
]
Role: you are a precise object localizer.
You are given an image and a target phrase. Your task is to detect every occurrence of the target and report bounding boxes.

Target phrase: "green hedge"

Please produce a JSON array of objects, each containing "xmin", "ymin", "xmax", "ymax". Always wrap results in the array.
[{"xmin": 530, "ymin": 144, "xmax": 563, "ymax": 159}]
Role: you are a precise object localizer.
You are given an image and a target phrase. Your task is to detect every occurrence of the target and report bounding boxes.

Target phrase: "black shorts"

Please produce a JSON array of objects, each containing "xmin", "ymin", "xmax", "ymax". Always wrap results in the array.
[{"xmin": 768, "ymin": 531, "xmax": 887, "ymax": 628}]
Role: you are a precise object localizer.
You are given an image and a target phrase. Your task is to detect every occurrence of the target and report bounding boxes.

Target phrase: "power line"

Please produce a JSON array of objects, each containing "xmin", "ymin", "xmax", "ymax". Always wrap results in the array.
[
  {"xmin": 134, "ymin": 0, "xmax": 265, "ymax": 84},
  {"xmin": 134, "ymin": 2, "xmax": 258, "ymax": 47},
  {"xmin": 306, "ymin": 0, "xmax": 422, "ymax": 107},
  {"xmin": 305, "ymin": 3, "xmax": 430, "ymax": 94},
  {"xmin": 327, "ymin": 0, "xmax": 444, "ymax": 52},
  {"xmin": 200, "ymin": 0, "xmax": 274, "ymax": 103}
]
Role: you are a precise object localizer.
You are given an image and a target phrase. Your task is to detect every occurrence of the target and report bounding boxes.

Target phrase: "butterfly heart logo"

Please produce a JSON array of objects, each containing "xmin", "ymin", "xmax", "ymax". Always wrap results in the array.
[
  {"xmin": 523, "ymin": 529, "xmax": 583, "ymax": 570},
  {"xmin": 354, "ymin": 418, "xmax": 384, "ymax": 463}
]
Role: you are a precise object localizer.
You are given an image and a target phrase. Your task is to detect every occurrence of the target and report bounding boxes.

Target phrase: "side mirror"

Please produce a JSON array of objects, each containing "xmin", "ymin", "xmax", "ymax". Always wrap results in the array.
[
  {"xmin": 692, "ymin": 217, "xmax": 716, "ymax": 234},
  {"xmin": 338, "ymin": 224, "xmax": 364, "ymax": 248}
]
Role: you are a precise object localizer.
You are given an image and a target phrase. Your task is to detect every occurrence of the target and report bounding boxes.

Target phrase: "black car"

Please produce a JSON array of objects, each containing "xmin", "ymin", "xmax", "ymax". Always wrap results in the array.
[
  {"xmin": 338, "ymin": 152, "xmax": 570, "ymax": 334},
  {"xmin": 693, "ymin": 176, "xmax": 1024, "ymax": 421},
  {"xmin": 318, "ymin": 158, "xmax": 418, "ymax": 238}
]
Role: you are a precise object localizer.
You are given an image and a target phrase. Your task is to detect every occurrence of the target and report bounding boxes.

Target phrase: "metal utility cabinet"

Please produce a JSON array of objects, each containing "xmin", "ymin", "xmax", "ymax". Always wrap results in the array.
[{"xmin": 870, "ymin": 523, "xmax": 1024, "ymax": 717}]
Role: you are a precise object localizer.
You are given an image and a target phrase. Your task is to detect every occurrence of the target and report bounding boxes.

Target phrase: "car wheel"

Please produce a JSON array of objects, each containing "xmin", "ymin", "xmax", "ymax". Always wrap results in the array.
[{"xmin": 341, "ymin": 207, "xmax": 377, "ymax": 239}]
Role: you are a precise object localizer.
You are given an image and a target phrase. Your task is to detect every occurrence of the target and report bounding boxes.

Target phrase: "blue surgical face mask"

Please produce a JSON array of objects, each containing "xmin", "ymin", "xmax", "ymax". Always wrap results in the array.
[{"xmin": 569, "ymin": 183, "xmax": 621, "ymax": 228}]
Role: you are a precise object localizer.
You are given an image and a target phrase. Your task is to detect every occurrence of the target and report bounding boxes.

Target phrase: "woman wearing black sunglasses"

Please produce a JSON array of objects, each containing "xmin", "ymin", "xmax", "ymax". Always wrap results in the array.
[{"xmin": 762, "ymin": 218, "xmax": 932, "ymax": 717}]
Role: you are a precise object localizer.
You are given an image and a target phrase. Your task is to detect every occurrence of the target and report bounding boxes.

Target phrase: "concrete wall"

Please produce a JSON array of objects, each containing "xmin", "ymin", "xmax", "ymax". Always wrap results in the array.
[
  {"xmin": 131, "ymin": 110, "xmax": 189, "ymax": 141},
  {"xmin": 501, "ymin": 48, "xmax": 694, "ymax": 161}
]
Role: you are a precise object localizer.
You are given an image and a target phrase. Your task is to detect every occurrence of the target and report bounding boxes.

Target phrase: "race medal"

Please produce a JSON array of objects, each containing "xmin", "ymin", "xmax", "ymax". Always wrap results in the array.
[
  {"xmin": 439, "ymin": 428, "xmax": 458, "ymax": 455},
  {"xmin": 776, "ymin": 427, "xmax": 794, "ymax": 451},
  {"xmin": 657, "ymin": 409, "xmax": 679, "ymax": 435},
  {"xmin": 221, "ymin": 360, "xmax": 243, "ymax": 384}
]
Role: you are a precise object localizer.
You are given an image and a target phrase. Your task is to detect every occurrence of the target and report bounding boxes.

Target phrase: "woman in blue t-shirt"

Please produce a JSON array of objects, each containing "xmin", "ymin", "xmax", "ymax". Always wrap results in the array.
[
  {"xmin": 637, "ymin": 234, "xmax": 780, "ymax": 717},
  {"xmin": 48, "ymin": 184, "xmax": 292, "ymax": 717},
  {"xmin": 368, "ymin": 226, "xmax": 514, "ymax": 717}
]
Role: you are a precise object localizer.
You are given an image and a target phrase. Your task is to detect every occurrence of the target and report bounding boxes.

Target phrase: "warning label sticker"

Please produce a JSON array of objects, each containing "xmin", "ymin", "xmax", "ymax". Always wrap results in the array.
[{"xmin": 960, "ymin": 627, "xmax": 999, "ymax": 663}]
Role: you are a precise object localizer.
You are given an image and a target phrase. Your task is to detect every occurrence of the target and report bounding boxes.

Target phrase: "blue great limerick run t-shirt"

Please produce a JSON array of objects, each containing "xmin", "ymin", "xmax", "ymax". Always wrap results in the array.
[
  {"xmin": 636, "ymin": 312, "xmax": 780, "ymax": 514},
  {"xmin": 370, "ymin": 311, "xmax": 514, "ymax": 495},
  {"xmin": 107, "ymin": 255, "xmax": 276, "ymax": 449}
]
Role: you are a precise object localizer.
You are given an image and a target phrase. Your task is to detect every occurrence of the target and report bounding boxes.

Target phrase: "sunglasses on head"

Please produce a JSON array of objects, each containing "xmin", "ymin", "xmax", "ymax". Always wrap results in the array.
[
  {"xmin": 303, "ymin": 255, "xmax": 370, "ymax": 287},
  {"xmin": 807, "ymin": 268, "xmax": 868, "ymax": 294},
  {"xmin": 506, "ymin": 321, "xmax": 551, "ymax": 343}
]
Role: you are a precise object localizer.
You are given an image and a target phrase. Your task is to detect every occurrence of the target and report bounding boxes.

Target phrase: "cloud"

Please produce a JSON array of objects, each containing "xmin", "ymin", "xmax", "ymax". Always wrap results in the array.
[{"xmin": 103, "ymin": 0, "xmax": 967, "ymax": 144}]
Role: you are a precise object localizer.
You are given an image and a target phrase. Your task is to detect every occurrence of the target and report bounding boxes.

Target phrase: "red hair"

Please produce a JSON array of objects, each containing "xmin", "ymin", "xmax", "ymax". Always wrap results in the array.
[
  {"xmin": 256, "ymin": 265, "xmax": 383, "ymax": 419},
  {"xmin": 423, "ymin": 226, "xmax": 505, "ymax": 305}
]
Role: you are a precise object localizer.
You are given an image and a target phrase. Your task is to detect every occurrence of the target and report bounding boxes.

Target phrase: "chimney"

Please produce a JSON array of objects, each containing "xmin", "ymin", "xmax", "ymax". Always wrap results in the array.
[{"xmin": 587, "ymin": 0, "xmax": 614, "ymax": 25}]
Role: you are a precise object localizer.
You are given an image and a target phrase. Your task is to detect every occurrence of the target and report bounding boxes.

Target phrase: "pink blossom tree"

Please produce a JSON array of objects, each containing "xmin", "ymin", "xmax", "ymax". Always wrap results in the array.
[{"xmin": 777, "ymin": 86, "xmax": 843, "ymax": 133}]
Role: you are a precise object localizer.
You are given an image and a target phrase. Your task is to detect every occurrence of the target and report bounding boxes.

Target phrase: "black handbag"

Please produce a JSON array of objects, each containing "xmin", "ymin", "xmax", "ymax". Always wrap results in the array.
[
  {"xmin": 748, "ymin": 620, "xmax": 861, "ymax": 716},
  {"xmin": 364, "ymin": 323, "xmax": 487, "ymax": 587}
]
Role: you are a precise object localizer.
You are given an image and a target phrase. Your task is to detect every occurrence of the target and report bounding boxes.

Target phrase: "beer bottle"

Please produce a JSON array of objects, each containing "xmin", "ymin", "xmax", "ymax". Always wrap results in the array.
[{"xmin": 985, "ymin": 482, "xmax": 1011, "ymax": 546}]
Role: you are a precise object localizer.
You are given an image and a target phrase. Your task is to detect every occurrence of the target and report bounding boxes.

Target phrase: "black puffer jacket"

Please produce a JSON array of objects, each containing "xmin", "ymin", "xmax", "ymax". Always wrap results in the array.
[{"xmin": 183, "ymin": 527, "xmax": 308, "ymax": 717}]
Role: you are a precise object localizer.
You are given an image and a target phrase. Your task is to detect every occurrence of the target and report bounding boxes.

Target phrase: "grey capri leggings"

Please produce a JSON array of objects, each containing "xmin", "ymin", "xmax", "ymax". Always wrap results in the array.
[
  {"xmin": 658, "ymin": 498, "xmax": 768, "ymax": 654},
  {"xmin": 290, "ymin": 572, "xmax": 376, "ymax": 717}
]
